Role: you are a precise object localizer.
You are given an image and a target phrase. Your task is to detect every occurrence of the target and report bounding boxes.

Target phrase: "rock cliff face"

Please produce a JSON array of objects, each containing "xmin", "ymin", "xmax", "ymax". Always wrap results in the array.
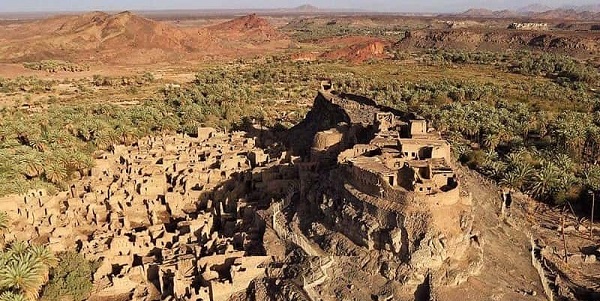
[
  {"xmin": 397, "ymin": 28, "xmax": 600, "ymax": 54},
  {"xmin": 321, "ymin": 39, "xmax": 389, "ymax": 63}
]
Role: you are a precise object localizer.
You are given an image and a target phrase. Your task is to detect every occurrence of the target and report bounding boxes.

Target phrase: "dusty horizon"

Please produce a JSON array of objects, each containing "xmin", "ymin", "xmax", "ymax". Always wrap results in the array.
[{"xmin": 0, "ymin": 0, "xmax": 598, "ymax": 14}]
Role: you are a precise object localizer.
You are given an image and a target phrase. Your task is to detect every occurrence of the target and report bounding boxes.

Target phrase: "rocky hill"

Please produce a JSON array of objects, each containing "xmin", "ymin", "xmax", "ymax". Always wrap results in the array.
[
  {"xmin": 321, "ymin": 38, "xmax": 389, "ymax": 63},
  {"xmin": 208, "ymin": 13, "xmax": 286, "ymax": 41},
  {"xmin": 456, "ymin": 9, "xmax": 520, "ymax": 18},
  {"xmin": 397, "ymin": 28, "xmax": 600, "ymax": 55},
  {"xmin": 0, "ymin": 12, "xmax": 288, "ymax": 64},
  {"xmin": 518, "ymin": 4, "xmax": 553, "ymax": 13}
]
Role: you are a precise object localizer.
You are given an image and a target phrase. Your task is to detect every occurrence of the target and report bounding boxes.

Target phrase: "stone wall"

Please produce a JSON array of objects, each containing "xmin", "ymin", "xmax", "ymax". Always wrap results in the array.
[{"xmin": 530, "ymin": 236, "xmax": 555, "ymax": 301}]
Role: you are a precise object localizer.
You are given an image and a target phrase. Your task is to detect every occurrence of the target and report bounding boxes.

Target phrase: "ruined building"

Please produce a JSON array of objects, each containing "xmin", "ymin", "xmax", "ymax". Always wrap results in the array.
[
  {"xmin": 0, "ymin": 131, "xmax": 298, "ymax": 301},
  {"xmin": 289, "ymin": 83, "xmax": 481, "ymax": 293},
  {"xmin": 1, "ymin": 84, "xmax": 482, "ymax": 300}
]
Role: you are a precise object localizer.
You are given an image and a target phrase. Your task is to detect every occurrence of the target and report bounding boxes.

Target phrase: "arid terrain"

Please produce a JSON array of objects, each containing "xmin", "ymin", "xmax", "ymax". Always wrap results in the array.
[{"xmin": 0, "ymin": 6, "xmax": 599, "ymax": 301}]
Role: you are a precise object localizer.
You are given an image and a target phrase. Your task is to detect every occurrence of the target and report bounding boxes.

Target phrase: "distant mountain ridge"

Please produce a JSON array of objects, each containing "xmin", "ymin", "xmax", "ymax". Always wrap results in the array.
[
  {"xmin": 454, "ymin": 5, "xmax": 600, "ymax": 20},
  {"xmin": 518, "ymin": 4, "xmax": 553, "ymax": 13},
  {"xmin": 560, "ymin": 4, "xmax": 600, "ymax": 12},
  {"xmin": 292, "ymin": 4, "xmax": 320, "ymax": 12}
]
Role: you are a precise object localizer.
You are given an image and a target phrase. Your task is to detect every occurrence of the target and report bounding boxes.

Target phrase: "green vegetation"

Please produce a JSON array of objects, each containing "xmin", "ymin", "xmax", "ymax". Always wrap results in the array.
[
  {"xmin": 92, "ymin": 72, "xmax": 154, "ymax": 87},
  {"xmin": 0, "ymin": 214, "xmax": 94, "ymax": 301},
  {"xmin": 0, "ymin": 77, "xmax": 58, "ymax": 94},
  {"xmin": 23, "ymin": 61, "xmax": 90, "ymax": 73},
  {"xmin": 0, "ymin": 216, "xmax": 57, "ymax": 300},
  {"xmin": 423, "ymin": 101, "xmax": 597, "ymax": 203},
  {"xmin": 41, "ymin": 252, "xmax": 95, "ymax": 301},
  {"xmin": 423, "ymin": 50, "xmax": 599, "ymax": 89},
  {"xmin": 0, "ymin": 102, "xmax": 177, "ymax": 194}
]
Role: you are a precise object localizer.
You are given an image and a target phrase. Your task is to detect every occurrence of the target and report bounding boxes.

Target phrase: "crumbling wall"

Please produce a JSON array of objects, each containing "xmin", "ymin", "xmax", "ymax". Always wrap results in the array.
[
  {"xmin": 287, "ymin": 92, "xmax": 353, "ymax": 156},
  {"xmin": 530, "ymin": 236, "xmax": 555, "ymax": 301},
  {"xmin": 415, "ymin": 187, "xmax": 461, "ymax": 206}
]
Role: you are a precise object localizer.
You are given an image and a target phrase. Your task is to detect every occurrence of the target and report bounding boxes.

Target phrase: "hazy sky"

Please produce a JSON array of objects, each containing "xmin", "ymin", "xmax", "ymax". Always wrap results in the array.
[{"xmin": 0, "ymin": 0, "xmax": 596, "ymax": 13}]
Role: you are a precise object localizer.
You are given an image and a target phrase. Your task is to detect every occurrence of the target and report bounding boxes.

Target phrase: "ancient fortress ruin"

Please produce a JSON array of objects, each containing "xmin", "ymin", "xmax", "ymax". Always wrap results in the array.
[
  {"xmin": 1, "ymin": 84, "xmax": 481, "ymax": 300},
  {"xmin": 291, "ymin": 84, "xmax": 480, "ymax": 292}
]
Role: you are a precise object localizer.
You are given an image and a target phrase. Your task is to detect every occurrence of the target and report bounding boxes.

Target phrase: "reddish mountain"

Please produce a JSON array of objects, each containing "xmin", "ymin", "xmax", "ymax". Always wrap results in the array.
[
  {"xmin": 0, "ymin": 12, "xmax": 289, "ymax": 64},
  {"xmin": 208, "ymin": 13, "xmax": 285, "ymax": 41},
  {"xmin": 321, "ymin": 38, "xmax": 390, "ymax": 63},
  {"xmin": 0, "ymin": 11, "xmax": 202, "ymax": 63}
]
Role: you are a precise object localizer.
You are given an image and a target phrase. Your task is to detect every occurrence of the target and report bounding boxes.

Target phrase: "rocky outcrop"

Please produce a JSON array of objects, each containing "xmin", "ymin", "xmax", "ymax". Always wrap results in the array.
[
  {"xmin": 321, "ymin": 39, "xmax": 389, "ymax": 63},
  {"xmin": 397, "ymin": 29, "xmax": 600, "ymax": 54}
]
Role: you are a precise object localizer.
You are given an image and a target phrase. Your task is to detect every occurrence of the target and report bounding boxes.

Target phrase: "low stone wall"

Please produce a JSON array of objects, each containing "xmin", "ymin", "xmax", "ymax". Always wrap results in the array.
[
  {"xmin": 415, "ymin": 186, "xmax": 461, "ymax": 206},
  {"xmin": 530, "ymin": 236, "xmax": 555, "ymax": 301}
]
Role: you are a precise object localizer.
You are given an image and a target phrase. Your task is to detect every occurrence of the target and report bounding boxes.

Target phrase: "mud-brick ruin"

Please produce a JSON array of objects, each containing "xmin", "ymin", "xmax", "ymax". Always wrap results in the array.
[
  {"xmin": 289, "ymin": 83, "xmax": 481, "ymax": 294},
  {"xmin": 0, "ymin": 130, "xmax": 299, "ymax": 301},
  {"xmin": 0, "ymin": 83, "xmax": 483, "ymax": 300}
]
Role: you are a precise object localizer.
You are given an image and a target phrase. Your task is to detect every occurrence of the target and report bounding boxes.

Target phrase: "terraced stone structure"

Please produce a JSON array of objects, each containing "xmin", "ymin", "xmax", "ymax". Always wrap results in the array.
[{"xmin": 290, "ymin": 84, "xmax": 481, "ymax": 295}]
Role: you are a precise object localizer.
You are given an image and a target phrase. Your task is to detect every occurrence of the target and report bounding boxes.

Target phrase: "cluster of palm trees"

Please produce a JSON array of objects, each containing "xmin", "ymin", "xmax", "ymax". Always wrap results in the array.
[
  {"xmin": 425, "ymin": 49, "xmax": 599, "ymax": 88},
  {"xmin": 0, "ymin": 213, "xmax": 58, "ymax": 301},
  {"xmin": 91, "ymin": 72, "xmax": 154, "ymax": 87},
  {"xmin": 421, "ymin": 99, "xmax": 600, "ymax": 204},
  {"xmin": 0, "ymin": 77, "xmax": 57, "ymax": 94},
  {"xmin": 22, "ymin": 61, "xmax": 90, "ymax": 73}
]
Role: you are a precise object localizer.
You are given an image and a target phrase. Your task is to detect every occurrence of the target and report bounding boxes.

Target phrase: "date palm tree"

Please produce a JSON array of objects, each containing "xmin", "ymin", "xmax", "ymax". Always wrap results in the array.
[
  {"xmin": 582, "ymin": 165, "xmax": 600, "ymax": 191},
  {"xmin": 28, "ymin": 245, "xmax": 57, "ymax": 282},
  {"xmin": 482, "ymin": 133, "xmax": 500, "ymax": 151},
  {"xmin": 42, "ymin": 163, "xmax": 67, "ymax": 186},
  {"xmin": 502, "ymin": 159, "xmax": 534, "ymax": 190},
  {"xmin": 528, "ymin": 161, "xmax": 560, "ymax": 200},
  {"xmin": 65, "ymin": 152, "xmax": 94, "ymax": 176},
  {"xmin": 27, "ymin": 137, "xmax": 48, "ymax": 153},
  {"xmin": 0, "ymin": 252, "xmax": 44, "ymax": 300},
  {"xmin": 19, "ymin": 156, "xmax": 44, "ymax": 179},
  {"xmin": 554, "ymin": 153, "xmax": 575, "ymax": 173},
  {"xmin": 0, "ymin": 291, "xmax": 27, "ymax": 301}
]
